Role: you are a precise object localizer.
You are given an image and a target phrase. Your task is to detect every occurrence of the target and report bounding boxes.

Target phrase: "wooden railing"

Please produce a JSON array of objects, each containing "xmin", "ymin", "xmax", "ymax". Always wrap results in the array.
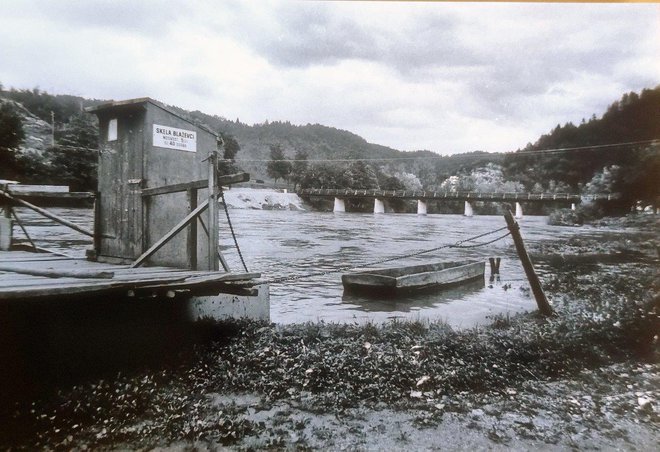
[{"xmin": 297, "ymin": 188, "xmax": 618, "ymax": 203}]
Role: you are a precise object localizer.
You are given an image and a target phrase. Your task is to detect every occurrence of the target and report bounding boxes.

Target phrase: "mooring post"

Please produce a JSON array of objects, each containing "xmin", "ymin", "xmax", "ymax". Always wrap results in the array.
[
  {"xmin": 503, "ymin": 210, "xmax": 554, "ymax": 317},
  {"xmin": 488, "ymin": 257, "xmax": 501, "ymax": 282}
]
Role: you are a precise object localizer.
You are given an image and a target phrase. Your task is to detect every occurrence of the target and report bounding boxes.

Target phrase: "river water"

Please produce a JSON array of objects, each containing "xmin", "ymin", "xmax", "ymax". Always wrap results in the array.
[{"xmin": 12, "ymin": 204, "xmax": 618, "ymax": 328}]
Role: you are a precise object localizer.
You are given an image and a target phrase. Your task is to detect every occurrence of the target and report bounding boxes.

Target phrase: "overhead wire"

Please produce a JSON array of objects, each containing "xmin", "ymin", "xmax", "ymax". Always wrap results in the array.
[
  {"xmin": 43, "ymin": 138, "xmax": 659, "ymax": 163},
  {"xmin": 224, "ymin": 138, "xmax": 659, "ymax": 163}
]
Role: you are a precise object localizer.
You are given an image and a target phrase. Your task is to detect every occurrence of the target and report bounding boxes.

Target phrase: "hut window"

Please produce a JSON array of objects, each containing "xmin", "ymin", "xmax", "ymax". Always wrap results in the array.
[{"xmin": 108, "ymin": 118, "xmax": 118, "ymax": 141}]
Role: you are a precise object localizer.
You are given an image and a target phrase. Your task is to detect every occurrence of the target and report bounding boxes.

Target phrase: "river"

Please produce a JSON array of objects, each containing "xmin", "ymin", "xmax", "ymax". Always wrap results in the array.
[{"xmin": 12, "ymin": 203, "xmax": 624, "ymax": 328}]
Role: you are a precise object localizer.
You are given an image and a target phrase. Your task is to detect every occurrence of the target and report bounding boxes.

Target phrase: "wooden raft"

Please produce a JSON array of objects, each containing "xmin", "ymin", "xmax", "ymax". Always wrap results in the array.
[{"xmin": 0, "ymin": 251, "xmax": 260, "ymax": 302}]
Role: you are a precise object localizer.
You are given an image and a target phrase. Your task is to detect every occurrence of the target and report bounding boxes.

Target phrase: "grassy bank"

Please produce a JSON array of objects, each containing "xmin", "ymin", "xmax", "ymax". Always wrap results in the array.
[
  {"xmin": 1, "ymin": 250, "xmax": 657, "ymax": 449},
  {"xmin": 1, "ymin": 218, "xmax": 658, "ymax": 449}
]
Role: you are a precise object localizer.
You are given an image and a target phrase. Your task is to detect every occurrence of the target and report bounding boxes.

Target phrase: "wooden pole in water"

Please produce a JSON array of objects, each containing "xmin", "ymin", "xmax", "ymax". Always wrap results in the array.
[{"xmin": 503, "ymin": 210, "xmax": 554, "ymax": 317}]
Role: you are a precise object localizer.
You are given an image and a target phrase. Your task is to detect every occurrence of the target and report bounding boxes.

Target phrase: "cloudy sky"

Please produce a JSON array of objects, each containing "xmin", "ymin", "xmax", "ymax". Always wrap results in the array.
[{"xmin": 1, "ymin": 1, "xmax": 658, "ymax": 154}]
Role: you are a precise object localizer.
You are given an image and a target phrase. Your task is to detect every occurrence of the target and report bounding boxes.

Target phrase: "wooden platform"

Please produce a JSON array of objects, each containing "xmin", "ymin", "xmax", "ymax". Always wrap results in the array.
[{"xmin": 0, "ymin": 251, "xmax": 261, "ymax": 302}]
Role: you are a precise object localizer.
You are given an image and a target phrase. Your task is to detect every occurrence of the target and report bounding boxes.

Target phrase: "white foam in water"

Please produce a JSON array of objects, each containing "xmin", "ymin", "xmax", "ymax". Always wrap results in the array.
[{"xmin": 222, "ymin": 188, "xmax": 306, "ymax": 211}]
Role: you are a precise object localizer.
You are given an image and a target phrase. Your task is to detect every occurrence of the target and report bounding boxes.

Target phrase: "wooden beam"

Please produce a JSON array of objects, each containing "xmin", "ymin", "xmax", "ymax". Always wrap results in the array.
[
  {"xmin": 0, "ymin": 264, "xmax": 114, "ymax": 279},
  {"xmin": 142, "ymin": 179, "xmax": 207, "ymax": 197},
  {"xmin": 7, "ymin": 191, "xmax": 96, "ymax": 200},
  {"xmin": 186, "ymin": 188, "xmax": 198, "ymax": 270},
  {"xmin": 0, "ymin": 188, "xmax": 95, "ymax": 237},
  {"xmin": 130, "ymin": 198, "xmax": 209, "ymax": 268},
  {"xmin": 503, "ymin": 210, "xmax": 554, "ymax": 317},
  {"xmin": 141, "ymin": 173, "xmax": 250, "ymax": 197}
]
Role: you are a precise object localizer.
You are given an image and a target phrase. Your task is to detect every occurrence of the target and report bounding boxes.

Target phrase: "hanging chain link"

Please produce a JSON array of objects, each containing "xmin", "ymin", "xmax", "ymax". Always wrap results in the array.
[{"xmin": 220, "ymin": 189, "xmax": 249, "ymax": 272}]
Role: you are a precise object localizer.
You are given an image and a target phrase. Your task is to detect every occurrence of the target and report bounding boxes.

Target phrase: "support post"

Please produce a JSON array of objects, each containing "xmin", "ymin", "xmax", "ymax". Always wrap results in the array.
[
  {"xmin": 504, "ymin": 210, "xmax": 554, "ymax": 317},
  {"xmin": 417, "ymin": 199, "xmax": 427, "ymax": 215},
  {"xmin": 92, "ymin": 192, "xmax": 101, "ymax": 259},
  {"xmin": 333, "ymin": 197, "xmax": 345, "ymax": 213},
  {"xmin": 0, "ymin": 201, "xmax": 11, "ymax": 251},
  {"xmin": 464, "ymin": 201, "xmax": 474, "ymax": 217},
  {"xmin": 208, "ymin": 151, "xmax": 219, "ymax": 271},
  {"xmin": 186, "ymin": 188, "xmax": 198, "ymax": 270},
  {"xmin": 515, "ymin": 202, "xmax": 523, "ymax": 219},
  {"xmin": 373, "ymin": 198, "xmax": 385, "ymax": 214}
]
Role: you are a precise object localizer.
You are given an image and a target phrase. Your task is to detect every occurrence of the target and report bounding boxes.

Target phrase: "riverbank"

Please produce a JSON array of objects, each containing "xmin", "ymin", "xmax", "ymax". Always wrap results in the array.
[{"xmin": 0, "ymin": 218, "xmax": 658, "ymax": 450}]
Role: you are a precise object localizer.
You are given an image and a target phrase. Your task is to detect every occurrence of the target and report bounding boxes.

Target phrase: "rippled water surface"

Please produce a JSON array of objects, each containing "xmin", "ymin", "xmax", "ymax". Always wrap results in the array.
[{"xmin": 12, "ymin": 207, "xmax": 627, "ymax": 328}]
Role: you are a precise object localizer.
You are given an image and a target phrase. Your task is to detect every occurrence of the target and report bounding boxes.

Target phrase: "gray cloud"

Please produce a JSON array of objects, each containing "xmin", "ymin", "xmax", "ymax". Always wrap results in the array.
[
  {"xmin": 21, "ymin": 0, "xmax": 183, "ymax": 36},
  {"xmin": 242, "ymin": 4, "xmax": 478, "ymax": 73},
  {"xmin": 0, "ymin": 1, "xmax": 657, "ymax": 154}
]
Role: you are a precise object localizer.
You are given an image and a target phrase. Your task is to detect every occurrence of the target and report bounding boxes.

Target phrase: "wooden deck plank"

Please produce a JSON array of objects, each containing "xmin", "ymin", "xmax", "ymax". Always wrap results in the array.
[{"xmin": 0, "ymin": 250, "xmax": 262, "ymax": 301}]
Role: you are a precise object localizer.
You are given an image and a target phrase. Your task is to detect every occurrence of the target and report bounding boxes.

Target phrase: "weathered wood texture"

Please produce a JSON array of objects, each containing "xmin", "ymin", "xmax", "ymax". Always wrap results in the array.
[
  {"xmin": 0, "ymin": 250, "xmax": 260, "ymax": 302},
  {"xmin": 89, "ymin": 99, "xmax": 222, "ymax": 269},
  {"xmin": 342, "ymin": 260, "xmax": 485, "ymax": 296},
  {"xmin": 141, "ymin": 173, "xmax": 249, "ymax": 198}
]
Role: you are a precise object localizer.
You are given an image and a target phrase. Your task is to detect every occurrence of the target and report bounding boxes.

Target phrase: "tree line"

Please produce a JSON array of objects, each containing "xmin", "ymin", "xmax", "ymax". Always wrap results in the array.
[
  {"xmin": 502, "ymin": 86, "xmax": 660, "ymax": 213},
  {"xmin": 1, "ymin": 83, "xmax": 658, "ymax": 214}
]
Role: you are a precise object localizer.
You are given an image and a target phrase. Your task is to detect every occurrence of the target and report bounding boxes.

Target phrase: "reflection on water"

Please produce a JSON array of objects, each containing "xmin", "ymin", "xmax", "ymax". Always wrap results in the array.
[
  {"xmin": 342, "ymin": 278, "xmax": 486, "ymax": 312},
  {"xmin": 10, "ymin": 207, "xmax": 633, "ymax": 328}
]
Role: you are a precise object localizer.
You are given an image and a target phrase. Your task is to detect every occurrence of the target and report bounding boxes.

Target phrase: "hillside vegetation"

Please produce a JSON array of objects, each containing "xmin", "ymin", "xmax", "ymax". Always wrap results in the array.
[{"xmin": 0, "ymin": 84, "xmax": 658, "ymax": 214}]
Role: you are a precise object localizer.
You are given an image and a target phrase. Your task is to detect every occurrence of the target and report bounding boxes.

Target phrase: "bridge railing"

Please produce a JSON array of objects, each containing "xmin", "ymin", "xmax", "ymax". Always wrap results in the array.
[{"xmin": 297, "ymin": 188, "xmax": 619, "ymax": 202}]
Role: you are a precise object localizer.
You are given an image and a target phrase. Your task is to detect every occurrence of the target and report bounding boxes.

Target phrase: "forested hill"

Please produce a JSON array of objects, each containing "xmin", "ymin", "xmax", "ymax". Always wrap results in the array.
[
  {"xmin": 0, "ymin": 85, "xmax": 501, "ymax": 187},
  {"xmin": 503, "ymin": 86, "xmax": 659, "ymax": 210},
  {"xmin": 0, "ymin": 84, "xmax": 658, "ymax": 212},
  {"xmin": 170, "ymin": 107, "xmax": 502, "ymax": 183}
]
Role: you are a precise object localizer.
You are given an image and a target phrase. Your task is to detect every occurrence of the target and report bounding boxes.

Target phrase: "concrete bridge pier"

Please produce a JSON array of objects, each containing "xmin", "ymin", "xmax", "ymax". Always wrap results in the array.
[
  {"xmin": 374, "ymin": 198, "xmax": 385, "ymax": 214},
  {"xmin": 417, "ymin": 200, "xmax": 427, "ymax": 215},
  {"xmin": 515, "ymin": 202, "xmax": 523, "ymax": 219},
  {"xmin": 333, "ymin": 197, "xmax": 346, "ymax": 213},
  {"xmin": 464, "ymin": 201, "xmax": 474, "ymax": 217}
]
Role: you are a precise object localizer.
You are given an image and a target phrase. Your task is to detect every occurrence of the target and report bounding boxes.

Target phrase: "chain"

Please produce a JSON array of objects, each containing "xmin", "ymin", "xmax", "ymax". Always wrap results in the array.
[
  {"xmin": 449, "ymin": 232, "xmax": 511, "ymax": 249},
  {"xmin": 220, "ymin": 190, "xmax": 249, "ymax": 272},
  {"xmin": 263, "ymin": 225, "xmax": 511, "ymax": 285}
]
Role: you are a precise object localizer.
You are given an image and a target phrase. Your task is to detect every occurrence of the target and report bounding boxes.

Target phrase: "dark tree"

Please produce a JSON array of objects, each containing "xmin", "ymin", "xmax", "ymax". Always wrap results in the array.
[
  {"xmin": 0, "ymin": 102, "xmax": 25, "ymax": 180},
  {"xmin": 290, "ymin": 150, "xmax": 309, "ymax": 190},
  {"xmin": 503, "ymin": 85, "xmax": 660, "ymax": 208},
  {"xmin": 266, "ymin": 144, "xmax": 292, "ymax": 183},
  {"xmin": 346, "ymin": 161, "xmax": 379, "ymax": 189},
  {"xmin": 218, "ymin": 132, "xmax": 241, "ymax": 175},
  {"xmin": 43, "ymin": 113, "xmax": 99, "ymax": 191}
]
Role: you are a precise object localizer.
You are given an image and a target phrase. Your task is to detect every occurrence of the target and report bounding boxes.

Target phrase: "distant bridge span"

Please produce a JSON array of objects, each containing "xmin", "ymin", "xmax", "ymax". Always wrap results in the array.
[{"xmin": 297, "ymin": 188, "xmax": 618, "ymax": 216}]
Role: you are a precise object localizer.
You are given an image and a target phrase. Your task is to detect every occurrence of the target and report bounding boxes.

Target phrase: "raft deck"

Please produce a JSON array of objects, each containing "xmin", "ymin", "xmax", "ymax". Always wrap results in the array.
[{"xmin": 0, "ymin": 251, "xmax": 261, "ymax": 302}]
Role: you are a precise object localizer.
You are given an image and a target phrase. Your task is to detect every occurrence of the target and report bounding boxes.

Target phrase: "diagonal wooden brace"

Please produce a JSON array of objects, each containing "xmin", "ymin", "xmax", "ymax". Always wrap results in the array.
[{"xmin": 131, "ymin": 198, "xmax": 210, "ymax": 268}]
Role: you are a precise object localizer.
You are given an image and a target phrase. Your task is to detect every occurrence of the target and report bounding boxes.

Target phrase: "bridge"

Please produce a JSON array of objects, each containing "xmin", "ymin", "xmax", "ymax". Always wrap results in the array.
[{"xmin": 297, "ymin": 188, "xmax": 618, "ymax": 217}]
